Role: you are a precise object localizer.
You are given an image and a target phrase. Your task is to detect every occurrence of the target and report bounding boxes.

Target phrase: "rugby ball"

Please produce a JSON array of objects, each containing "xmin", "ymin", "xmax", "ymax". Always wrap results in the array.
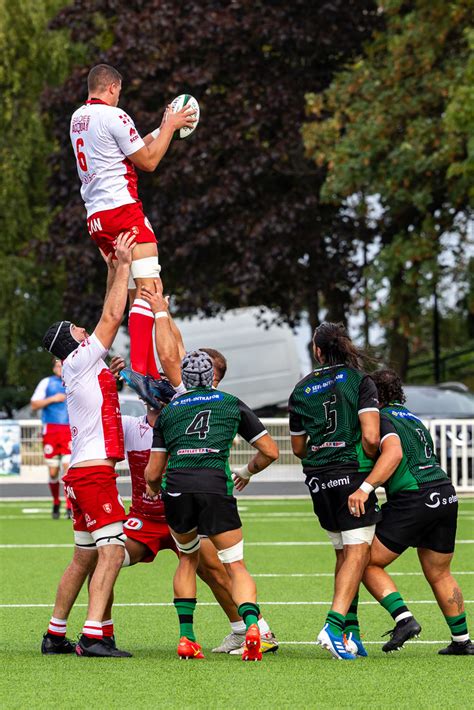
[{"xmin": 170, "ymin": 94, "xmax": 200, "ymax": 139}]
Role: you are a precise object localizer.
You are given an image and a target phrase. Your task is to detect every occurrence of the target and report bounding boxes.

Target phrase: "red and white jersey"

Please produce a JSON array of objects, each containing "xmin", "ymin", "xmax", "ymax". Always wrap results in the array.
[
  {"xmin": 122, "ymin": 415, "xmax": 166, "ymax": 523},
  {"xmin": 70, "ymin": 99, "xmax": 145, "ymax": 218},
  {"xmin": 62, "ymin": 333, "xmax": 124, "ymax": 467}
]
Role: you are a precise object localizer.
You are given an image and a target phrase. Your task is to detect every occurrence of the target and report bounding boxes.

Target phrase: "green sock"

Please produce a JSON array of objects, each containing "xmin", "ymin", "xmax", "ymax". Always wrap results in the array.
[
  {"xmin": 237, "ymin": 602, "xmax": 260, "ymax": 629},
  {"xmin": 445, "ymin": 613, "xmax": 469, "ymax": 641},
  {"xmin": 325, "ymin": 610, "xmax": 345, "ymax": 636},
  {"xmin": 344, "ymin": 593, "xmax": 361, "ymax": 640},
  {"xmin": 380, "ymin": 592, "xmax": 412, "ymax": 622},
  {"xmin": 174, "ymin": 598, "xmax": 196, "ymax": 642}
]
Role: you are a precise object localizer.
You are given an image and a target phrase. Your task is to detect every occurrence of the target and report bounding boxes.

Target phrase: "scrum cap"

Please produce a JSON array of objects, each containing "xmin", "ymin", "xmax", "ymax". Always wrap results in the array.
[
  {"xmin": 181, "ymin": 350, "xmax": 214, "ymax": 389},
  {"xmin": 42, "ymin": 321, "xmax": 79, "ymax": 361}
]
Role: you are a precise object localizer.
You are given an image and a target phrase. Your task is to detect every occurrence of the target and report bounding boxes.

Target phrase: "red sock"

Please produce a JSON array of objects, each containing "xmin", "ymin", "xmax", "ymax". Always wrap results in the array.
[
  {"xmin": 102, "ymin": 619, "xmax": 114, "ymax": 638},
  {"xmin": 129, "ymin": 298, "xmax": 154, "ymax": 375},
  {"xmin": 147, "ymin": 338, "xmax": 161, "ymax": 379},
  {"xmin": 49, "ymin": 480, "xmax": 60, "ymax": 505},
  {"xmin": 82, "ymin": 620, "xmax": 103, "ymax": 640}
]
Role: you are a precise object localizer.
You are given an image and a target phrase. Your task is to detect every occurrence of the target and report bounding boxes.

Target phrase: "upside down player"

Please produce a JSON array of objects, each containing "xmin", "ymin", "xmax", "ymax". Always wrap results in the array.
[
  {"xmin": 69, "ymin": 63, "xmax": 196, "ymax": 397},
  {"xmin": 348, "ymin": 369, "xmax": 474, "ymax": 656},
  {"xmin": 145, "ymin": 350, "xmax": 279, "ymax": 660},
  {"xmin": 41, "ymin": 232, "xmax": 135, "ymax": 658},
  {"xmin": 30, "ymin": 359, "xmax": 72, "ymax": 519}
]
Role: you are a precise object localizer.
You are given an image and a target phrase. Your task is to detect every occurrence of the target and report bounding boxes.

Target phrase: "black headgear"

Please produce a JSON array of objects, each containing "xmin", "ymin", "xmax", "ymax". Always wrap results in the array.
[{"xmin": 42, "ymin": 321, "xmax": 79, "ymax": 360}]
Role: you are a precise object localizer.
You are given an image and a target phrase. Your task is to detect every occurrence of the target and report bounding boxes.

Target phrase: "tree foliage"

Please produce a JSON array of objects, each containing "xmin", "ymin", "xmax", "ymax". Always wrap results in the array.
[
  {"xmin": 41, "ymin": 0, "xmax": 380, "ymax": 336},
  {"xmin": 0, "ymin": 0, "xmax": 82, "ymax": 413},
  {"xmin": 303, "ymin": 0, "xmax": 474, "ymax": 374}
]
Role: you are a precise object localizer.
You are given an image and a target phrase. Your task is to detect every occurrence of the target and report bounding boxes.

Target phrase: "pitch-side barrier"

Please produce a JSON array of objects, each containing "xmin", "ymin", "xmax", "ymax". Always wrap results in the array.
[{"xmin": 11, "ymin": 418, "xmax": 474, "ymax": 493}]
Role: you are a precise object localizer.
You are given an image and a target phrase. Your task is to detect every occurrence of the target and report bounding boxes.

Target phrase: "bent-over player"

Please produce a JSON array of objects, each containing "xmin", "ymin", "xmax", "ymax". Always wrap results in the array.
[
  {"xmin": 40, "ymin": 231, "xmax": 135, "ymax": 658},
  {"xmin": 145, "ymin": 350, "xmax": 279, "ymax": 660},
  {"xmin": 348, "ymin": 368, "xmax": 474, "ymax": 656}
]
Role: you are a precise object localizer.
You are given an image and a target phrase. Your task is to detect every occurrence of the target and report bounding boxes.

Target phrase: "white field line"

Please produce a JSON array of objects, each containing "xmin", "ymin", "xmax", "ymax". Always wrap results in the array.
[
  {"xmin": 252, "ymin": 571, "xmax": 474, "ymax": 578},
  {"xmin": 279, "ymin": 640, "xmax": 448, "ymax": 646},
  {"xmin": 2, "ymin": 541, "xmax": 474, "ymax": 549},
  {"xmin": 1, "ymin": 600, "xmax": 473, "ymax": 609}
]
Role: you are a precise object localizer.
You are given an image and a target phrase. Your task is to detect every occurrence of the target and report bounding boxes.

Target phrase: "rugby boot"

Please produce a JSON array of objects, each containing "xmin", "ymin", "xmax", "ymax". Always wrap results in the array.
[
  {"xmin": 146, "ymin": 376, "xmax": 176, "ymax": 405},
  {"xmin": 242, "ymin": 624, "xmax": 262, "ymax": 661},
  {"xmin": 229, "ymin": 631, "xmax": 279, "ymax": 655},
  {"xmin": 65, "ymin": 508, "xmax": 72, "ymax": 520},
  {"xmin": 75, "ymin": 635, "xmax": 132, "ymax": 657},
  {"xmin": 382, "ymin": 616, "xmax": 421, "ymax": 652},
  {"xmin": 212, "ymin": 631, "xmax": 246, "ymax": 653},
  {"xmin": 438, "ymin": 639, "xmax": 474, "ymax": 655},
  {"xmin": 52, "ymin": 503, "xmax": 60, "ymax": 520},
  {"xmin": 317, "ymin": 624, "xmax": 356, "ymax": 660},
  {"xmin": 41, "ymin": 632, "xmax": 76, "ymax": 655},
  {"xmin": 177, "ymin": 636, "xmax": 204, "ymax": 660},
  {"xmin": 344, "ymin": 632, "xmax": 368, "ymax": 657}
]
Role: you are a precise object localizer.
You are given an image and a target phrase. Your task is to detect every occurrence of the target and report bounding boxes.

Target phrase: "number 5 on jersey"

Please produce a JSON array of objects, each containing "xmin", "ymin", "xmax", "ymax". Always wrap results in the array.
[
  {"xmin": 75, "ymin": 138, "xmax": 88, "ymax": 171},
  {"xmin": 185, "ymin": 410, "xmax": 211, "ymax": 440}
]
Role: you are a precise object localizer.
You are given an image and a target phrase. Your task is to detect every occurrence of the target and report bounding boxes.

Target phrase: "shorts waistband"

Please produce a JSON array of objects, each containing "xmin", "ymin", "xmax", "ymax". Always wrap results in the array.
[{"xmin": 67, "ymin": 465, "xmax": 116, "ymax": 476}]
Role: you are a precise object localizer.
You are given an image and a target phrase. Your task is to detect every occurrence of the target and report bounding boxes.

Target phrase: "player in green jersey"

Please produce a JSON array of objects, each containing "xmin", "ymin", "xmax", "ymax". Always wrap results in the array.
[
  {"xmin": 289, "ymin": 322, "xmax": 380, "ymax": 660},
  {"xmin": 145, "ymin": 350, "xmax": 279, "ymax": 661},
  {"xmin": 348, "ymin": 369, "xmax": 473, "ymax": 656}
]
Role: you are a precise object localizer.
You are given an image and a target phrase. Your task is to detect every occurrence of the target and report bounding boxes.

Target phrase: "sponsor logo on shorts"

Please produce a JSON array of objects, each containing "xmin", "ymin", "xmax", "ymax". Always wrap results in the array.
[
  {"xmin": 310, "ymin": 441, "xmax": 346, "ymax": 451},
  {"xmin": 307, "ymin": 475, "xmax": 350, "ymax": 493},
  {"xmin": 44, "ymin": 444, "xmax": 54, "ymax": 455},
  {"xmin": 71, "ymin": 115, "xmax": 90, "ymax": 133},
  {"xmin": 144, "ymin": 217, "xmax": 154, "ymax": 233},
  {"xmin": 88, "ymin": 217, "xmax": 103, "ymax": 234},
  {"xmin": 65, "ymin": 485, "xmax": 76, "ymax": 500},
  {"xmin": 172, "ymin": 393, "xmax": 223, "ymax": 407},
  {"xmin": 85, "ymin": 513, "xmax": 96, "ymax": 528},
  {"xmin": 177, "ymin": 448, "xmax": 220, "ymax": 455},
  {"xmin": 304, "ymin": 372, "xmax": 347, "ymax": 396},
  {"xmin": 425, "ymin": 491, "xmax": 458, "ymax": 509},
  {"xmin": 124, "ymin": 517, "xmax": 144, "ymax": 530},
  {"xmin": 103, "ymin": 503, "xmax": 112, "ymax": 514}
]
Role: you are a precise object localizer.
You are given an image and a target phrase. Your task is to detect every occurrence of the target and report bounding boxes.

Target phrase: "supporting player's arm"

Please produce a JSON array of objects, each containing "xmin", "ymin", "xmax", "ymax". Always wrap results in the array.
[
  {"xmin": 290, "ymin": 434, "xmax": 308, "ymax": 459},
  {"xmin": 348, "ymin": 431, "xmax": 402, "ymax": 518},
  {"xmin": 99, "ymin": 249, "xmax": 118, "ymax": 300},
  {"xmin": 232, "ymin": 404, "xmax": 279, "ymax": 491},
  {"xmin": 359, "ymin": 411, "xmax": 380, "ymax": 459},
  {"xmin": 288, "ymin": 392, "xmax": 307, "ymax": 459},
  {"xmin": 128, "ymin": 105, "xmax": 196, "ymax": 172},
  {"xmin": 140, "ymin": 281, "xmax": 183, "ymax": 387},
  {"xmin": 94, "ymin": 231, "xmax": 135, "ymax": 350},
  {"xmin": 144, "ymin": 451, "xmax": 168, "ymax": 494}
]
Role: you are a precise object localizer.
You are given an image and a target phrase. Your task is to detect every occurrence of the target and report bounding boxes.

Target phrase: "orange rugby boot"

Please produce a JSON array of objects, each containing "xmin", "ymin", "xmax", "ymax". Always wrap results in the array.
[
  {"xmin": 242, "ymin": 623, "xmax": 262, "ymax": 661},
  {"xmin": 177, "ymin": 636, "xmax": 204, "ymax": 660}
]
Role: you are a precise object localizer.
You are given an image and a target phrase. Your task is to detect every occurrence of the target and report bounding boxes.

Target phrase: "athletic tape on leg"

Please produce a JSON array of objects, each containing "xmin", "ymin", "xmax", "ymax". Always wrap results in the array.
[
  {"xmin": 341, "ymin": 525, "xmax": 376, "ymax": 546},
  {"xmin": 217, "ymin": 540, "xmax": 244, "ymax": 563},
  {"xmin": 74, "ymin": 530, "xmax": 96, "ymax": 549},
  {"xmin": 131, "ymin": 256, "xmax": 161, "ymax": 280},
  {"xmin": 173, "ymin": 535, "xmax": 201, "ymax": 554},
  {"xmin": 121, "ymin": 548, "xmax": 131, "ymax": 567},
  {"xmin": 92, "ymin": 522, "xmax": 126, "ymax": 547}
]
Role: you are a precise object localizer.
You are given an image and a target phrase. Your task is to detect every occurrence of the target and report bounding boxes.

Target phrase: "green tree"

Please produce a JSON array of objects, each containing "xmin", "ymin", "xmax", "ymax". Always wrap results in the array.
[
  {"xmin": 0, "ymin": 0, "xmax": 81, "ymax": 413},
  {"xmin": 303, "ymin": 0, "xmax": 473, "ymax": 376}
]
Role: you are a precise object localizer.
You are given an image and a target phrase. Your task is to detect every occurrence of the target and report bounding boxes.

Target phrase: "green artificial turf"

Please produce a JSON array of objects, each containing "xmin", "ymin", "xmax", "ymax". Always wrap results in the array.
[{"xmin": 0, "ymin": 497, "xmax": 473, "ymax": 709}]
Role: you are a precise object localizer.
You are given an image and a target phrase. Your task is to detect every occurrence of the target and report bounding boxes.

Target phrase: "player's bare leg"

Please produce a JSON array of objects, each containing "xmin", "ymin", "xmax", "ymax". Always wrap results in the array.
[
  {"xmin": 418, "ymin": 548, "xmax": 473, "ymax": 654},
  {"xmin": 171, "ymin": 528, "xmax": 204, "ymax": 659},
  {"xmin": 363, "ymin": 535, "xmax": 421, "ymax": 652},
  {"xmin": 332, "ymin": 543, "xmax": 369, "ymax": 615},
  {"xmin": 41, "ymin": 547, "xmax": 97, "ymax": 655},
  {"xmin": 210, "ymin": 528, "xmax": 262, "ymax": 661}
]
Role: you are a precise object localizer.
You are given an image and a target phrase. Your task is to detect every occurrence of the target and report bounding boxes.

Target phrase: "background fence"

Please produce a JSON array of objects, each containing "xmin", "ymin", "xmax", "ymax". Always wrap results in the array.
[{"xmin": 13, "ymin": 418, "xmax": 474, "ymax": 492}]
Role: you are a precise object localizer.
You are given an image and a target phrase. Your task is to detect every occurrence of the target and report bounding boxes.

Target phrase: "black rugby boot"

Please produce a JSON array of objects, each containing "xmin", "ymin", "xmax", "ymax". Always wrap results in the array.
[
  {"xmin": 382, "ymin": 616, "xmax": 421, "ymax": 652},
  {"xmin": 75, "ymin": 634, "xmax": 132, "ymax": 657},
  {"xmin": 438, "ymin": 639, "xmax": 474, "ymax": 655},
  {"xmin": 41, "ymin": 632, "xmax": 76, "ymax": 655}
]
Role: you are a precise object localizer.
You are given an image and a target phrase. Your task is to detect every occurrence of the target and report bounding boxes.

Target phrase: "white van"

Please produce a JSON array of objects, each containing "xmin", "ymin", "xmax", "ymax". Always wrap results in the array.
[{"xmin": 113, "ymin": 306, "xmax": 303, "ymax": 410}]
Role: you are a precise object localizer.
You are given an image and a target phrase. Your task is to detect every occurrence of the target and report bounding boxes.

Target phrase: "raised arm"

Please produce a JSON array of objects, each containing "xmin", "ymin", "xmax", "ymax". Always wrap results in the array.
[
  {"xmin": 140, "ymin": 281, "xmax": 183, "ymax": 387},
  {"xmin": 94, "ymin": 232, "xmax": 135, "ymax": 350}
]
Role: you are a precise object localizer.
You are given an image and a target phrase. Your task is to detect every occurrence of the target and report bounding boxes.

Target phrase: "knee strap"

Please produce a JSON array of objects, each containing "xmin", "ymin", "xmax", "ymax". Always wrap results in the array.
[
  {"xmin": 172, "ymin": 535, "xmax": 201, "ymax": 554},
  {"xmin": 131, "ymin": 256, "xmax": 161, "ymax": 280},
  {"xmin": 217, "ymin": 540, "xmax": 244, "ymax": 563}
]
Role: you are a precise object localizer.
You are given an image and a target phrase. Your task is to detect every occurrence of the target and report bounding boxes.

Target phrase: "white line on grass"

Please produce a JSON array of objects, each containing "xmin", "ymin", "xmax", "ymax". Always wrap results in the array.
[
  {"xmin": 252, "ymin": 571, "xmax": 474, "ymax": 578},
  {"xmin": 2, "ymin": 541, "xmax": 474, "ymax": 548},
  {"xmin": 1, "ymin": 600, "xmax": 473, "ymax": 608},
  {"xmin": 279, "ymin": 640, "xmax": 448, "ymax": 646}
]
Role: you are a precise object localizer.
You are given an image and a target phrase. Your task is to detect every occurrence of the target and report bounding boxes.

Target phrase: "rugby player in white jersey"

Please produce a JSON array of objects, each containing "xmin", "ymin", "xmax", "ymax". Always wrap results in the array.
[
  {"xmin": 69, "ymin": 63, "xmax": 195, "ymax": 399},
  {"xmin": 40, "ymin": 231, "xmax": 135, "ymax": 658}
]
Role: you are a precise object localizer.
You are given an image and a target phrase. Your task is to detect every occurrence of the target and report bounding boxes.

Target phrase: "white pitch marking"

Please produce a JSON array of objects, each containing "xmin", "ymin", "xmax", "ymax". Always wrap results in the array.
[
  {"xmin": 1, "ymin": 600, "xmax": 473, "ymax": 608},
  {"xmin": 21, "ymin": 508, "xmax": 46, "ymax": 514},
  {"xmin": 279, "ymin": 640, "xmax": 449, "ymax": 646},
  {"xmin": 252, "ymin": 571, "xmax": 474, "ymax": 578}
]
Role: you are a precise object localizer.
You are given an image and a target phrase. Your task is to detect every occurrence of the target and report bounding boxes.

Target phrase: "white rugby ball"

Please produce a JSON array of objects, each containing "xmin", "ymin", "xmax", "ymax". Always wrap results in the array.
[{"xmin": 170, "ymin": 94, "xmax": 200, "ymax": 139}]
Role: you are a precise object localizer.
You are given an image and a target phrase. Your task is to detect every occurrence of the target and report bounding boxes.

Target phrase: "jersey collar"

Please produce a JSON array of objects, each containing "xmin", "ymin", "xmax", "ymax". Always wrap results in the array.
[
  {"xmin": 85, "ymin": 98, "xmax": 109, "ymax": 105},
  {"xmin": 314, "ymin": 363, "xmax": 345, "ymax": 373}
]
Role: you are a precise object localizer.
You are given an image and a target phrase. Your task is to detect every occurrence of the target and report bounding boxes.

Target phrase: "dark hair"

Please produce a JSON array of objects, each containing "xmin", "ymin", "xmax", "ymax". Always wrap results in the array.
[
  {"xmin": 313, "ymin": 322, "xmax": 364, "ymax": 370},
  {"xmin": 200, "ymin": 348, "xmax": 227, "ymax": 383},
  {"xmin": 371, "ymin": 368, "xmax": 406, "ymax": 407},
  {"xmin": 87, "ymin": 64, "xmax": 122, "ymax": 93}
]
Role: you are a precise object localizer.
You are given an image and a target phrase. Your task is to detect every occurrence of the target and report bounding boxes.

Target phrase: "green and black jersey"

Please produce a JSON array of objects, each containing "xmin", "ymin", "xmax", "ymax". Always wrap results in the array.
[
  {"xmin": 380, "ymin": 404, "xmax": 448, "ymax": 497},
  {"xmin": 288, "ymin": 365, "xmax": 379, "ymax": 474},
  {"xmin": 151, "ymin": 387, "xmax": 267, "ymax": 495}
]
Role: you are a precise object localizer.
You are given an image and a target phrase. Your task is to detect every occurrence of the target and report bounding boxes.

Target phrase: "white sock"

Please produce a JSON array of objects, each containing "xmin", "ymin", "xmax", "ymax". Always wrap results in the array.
[
  {"xmin": 231, "ymin": 620, "xmax": 246, "ymax": 634},
  {"xmin": 48, "ymin": 616, "xmax": 67, "ymax": 636},
  {"xmin": 83, "ymin": 620, "xmax": 103, "ymax": 638},
  {"xmin": 258, "ymin": 617, "xmax": 271, "ymax": 635}
]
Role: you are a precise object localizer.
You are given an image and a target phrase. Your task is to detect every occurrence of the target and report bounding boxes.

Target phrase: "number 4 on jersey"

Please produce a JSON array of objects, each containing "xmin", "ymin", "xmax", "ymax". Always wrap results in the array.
[{"xmin": 185, "ymin": 410, "xmax": 211, "ymax": 440}]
